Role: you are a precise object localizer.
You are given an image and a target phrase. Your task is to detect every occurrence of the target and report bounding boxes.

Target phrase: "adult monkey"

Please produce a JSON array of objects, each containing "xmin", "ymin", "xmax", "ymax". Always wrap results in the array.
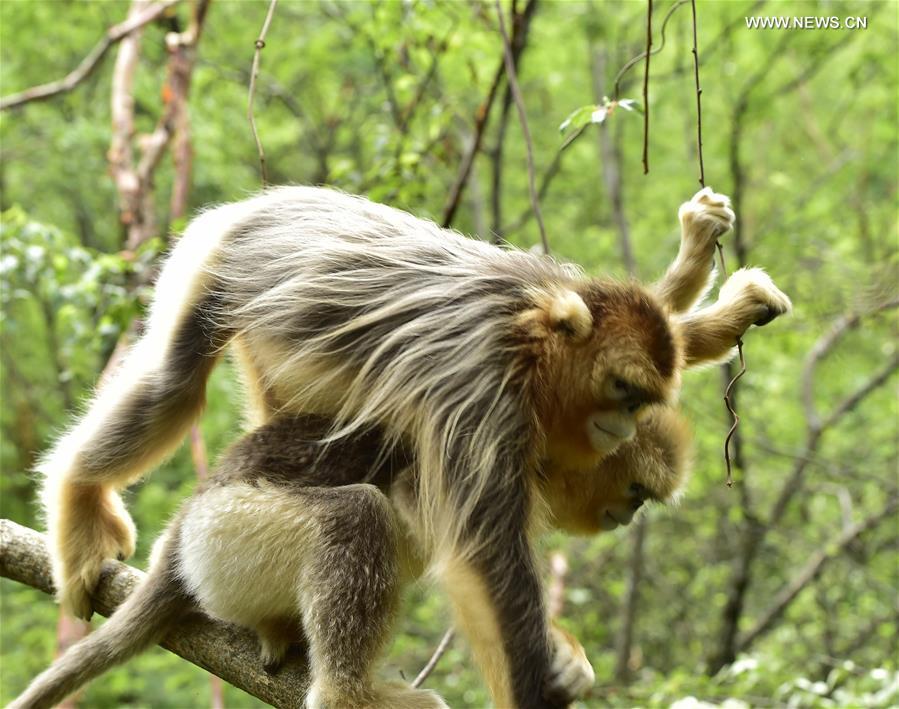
[
  {"xmin": 15, "ymin": 259, "xmax": 787, "ymax": 709},
  {"xmin": 39, "ymin": 186, "xmax": 789, "ymax": 707},
  {"xmin": 14, "ymin": 408, "xmax": 681, "ymax": 709}
]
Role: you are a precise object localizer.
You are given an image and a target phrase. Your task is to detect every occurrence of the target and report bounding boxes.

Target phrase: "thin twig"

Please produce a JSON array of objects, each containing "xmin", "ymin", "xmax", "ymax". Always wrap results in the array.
[
  {"xmin": 411, "ymin": 628, "xmax": 455, "ymax": 688},
  {"xmin": 801, "ymin": 298, "xmax": 899, "ymax": 429},
  {"xmin": 716, "ymin": 237, "xmax": 746, "ymax": 487},
  {"xmin": 695, "ymin": 4, "xmax": 743, "ymax": 487},
  {"xmin": 494, "ymin": 0, "xmax": 549, "ymax": 254},
  {"xmin": 722, "ymin": 337, "xmax": 745, "ymax": 487},
  {"xmin": 737, "ymin": 497, "xmax": 899, "ymax": 652},
  {"xmin": 248, "ymin": 0, "xmax": 278, "ymax": 186},
  {"xmin": 500, "ymin": 124, "xmax": 586, "ymax": 235},
  {"xmin": 0, "ymin": 0, "xmax": 181, "ymax": 111},
  {"xmin": 612, "ymin": 0, "xmax": 688, "ymax": 100},
  {"xmin": 442, "ymin": 0, "xmax": 537, "ymax": 228},
  {"xmin": 690, "ymin": 0, "xmax": 705, "ymax": 186},
  {"xmin": 642, "ymin": 0, "xmax": 652, "ymax": 175}
]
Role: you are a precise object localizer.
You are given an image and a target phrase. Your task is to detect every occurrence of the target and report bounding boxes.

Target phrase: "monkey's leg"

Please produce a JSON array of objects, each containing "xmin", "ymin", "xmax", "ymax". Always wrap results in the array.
[
  {"xmin": 40, "ymin": 208, "xmax": 237, "ymax": 619},
  {"xmin": 654, "ymin": 187, "xmax": 735, "ymax": 313},
  {"xmin": 675, "ymin": 267, "xmax": 792, "ymax": 366},
  {"xmin": 298, "ymin": 484, "xmax": 446, "ymax": 709}
]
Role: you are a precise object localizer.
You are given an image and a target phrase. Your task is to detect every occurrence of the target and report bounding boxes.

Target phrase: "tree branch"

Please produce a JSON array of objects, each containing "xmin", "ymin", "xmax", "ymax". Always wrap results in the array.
[
  {"xmin": 736, "ymin": 497, "xmax": 899, "ymax": 653},
  {"xmin": 0, "ymin": 0, "xmax": 181, "ymax": 111},
  {"xmin": 614, "ymin": 516, "xmax": 646, "ymax": 683},
  {"xmin": 0, "ymin": 519, "xmax": 310, "ymax": 708},
  {"xmin": 772, "ymin": 328, "xmax": 899, "ymax": 528},
  {"xmin": 494, "ymin": 0, "xmax": 548, "ymax": 253},
  {"xmin": 611, "ymin": 0, "xmax": 688, "ymax": 100},
  {"xmin": 641, "ymin": 0, "xmax": 652, "ymax": 175},
  {"xmin": 248, "ymin": 0, "xmax": 279, "ymax": 186},
  {"xmin": 441, "ymin": 0, "xmax": 538, "ymax": 229},
  {"xmin": 411, "ymin": 628, "xmax": 455, "ymax": 689}
]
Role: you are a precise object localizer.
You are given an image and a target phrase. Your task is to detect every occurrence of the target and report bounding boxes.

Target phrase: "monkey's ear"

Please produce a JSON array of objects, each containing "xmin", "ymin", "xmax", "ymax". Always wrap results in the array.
[{"xmin": 547, "ymin": 290, "xmax": 593, "ymax": 341}]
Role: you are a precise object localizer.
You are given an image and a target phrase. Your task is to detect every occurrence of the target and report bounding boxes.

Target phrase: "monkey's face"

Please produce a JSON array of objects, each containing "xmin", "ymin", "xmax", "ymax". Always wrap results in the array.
[
  {"xmin": 596, "ymin": 482, "xmax": 659, "ymax": 531},
  {"xmin": 584, "ymin": 374, "xmax": 658, "ymax": 455},
  {"xmin": 526, "ymin": 280, "xmax": 682, "ymax": 467}
]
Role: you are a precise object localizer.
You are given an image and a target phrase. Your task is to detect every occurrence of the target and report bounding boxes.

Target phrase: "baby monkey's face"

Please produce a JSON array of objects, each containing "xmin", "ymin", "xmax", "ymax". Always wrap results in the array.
[
  {"xmin": 595, "ymin": 481, "xmax": 659, "ymax": 531},
  {"xmin": 544, "ymin": 407, "xmax": 691, "ymax": 537}
]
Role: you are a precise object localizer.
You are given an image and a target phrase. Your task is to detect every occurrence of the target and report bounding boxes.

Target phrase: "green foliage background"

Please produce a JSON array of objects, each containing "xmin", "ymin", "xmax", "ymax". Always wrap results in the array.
[{"xmin": 1, "ymin": 1, "xmax": 896, "ymax": 707}]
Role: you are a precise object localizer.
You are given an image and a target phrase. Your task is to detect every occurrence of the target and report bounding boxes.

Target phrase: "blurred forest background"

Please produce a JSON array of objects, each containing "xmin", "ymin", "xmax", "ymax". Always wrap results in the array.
[{"xmin": 1, "ymin": 0, "xmax": 896, "ymax": 707}]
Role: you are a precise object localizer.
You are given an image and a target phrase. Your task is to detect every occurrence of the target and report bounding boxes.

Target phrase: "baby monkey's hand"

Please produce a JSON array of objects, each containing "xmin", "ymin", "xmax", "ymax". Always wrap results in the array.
[{"xmin": 543, "ymin": 621, "xmax": 595, "ymax": 705}]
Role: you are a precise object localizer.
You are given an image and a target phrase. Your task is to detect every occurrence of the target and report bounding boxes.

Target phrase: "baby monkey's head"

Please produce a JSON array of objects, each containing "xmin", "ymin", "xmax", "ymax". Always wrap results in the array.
[{"xmin": 544, "ymin": 406, "xmax": 692, "ymax": 536}]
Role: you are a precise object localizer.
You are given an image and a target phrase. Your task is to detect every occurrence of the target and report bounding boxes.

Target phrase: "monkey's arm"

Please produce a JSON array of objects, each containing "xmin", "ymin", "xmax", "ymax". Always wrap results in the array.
[
  {"xmin": 437, "ymin": 481, "xmax": 581, "ymax": 709},
  {"xmin": 441, "ymin": 544, "xmax": 570, "ymax": 708},
  {"xmin": 675, "ymin": 267, "xmax": 792, "ymax": 367},
  {"xmin": 654, "ymin": 188, "xmax": 735, "ymax": 313}
]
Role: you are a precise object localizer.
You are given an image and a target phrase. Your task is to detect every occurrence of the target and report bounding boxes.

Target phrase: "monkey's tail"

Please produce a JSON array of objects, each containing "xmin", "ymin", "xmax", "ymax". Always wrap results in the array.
[{"xmin": 10, "ymin": 560, "xmax": 193, "ymax": 709}]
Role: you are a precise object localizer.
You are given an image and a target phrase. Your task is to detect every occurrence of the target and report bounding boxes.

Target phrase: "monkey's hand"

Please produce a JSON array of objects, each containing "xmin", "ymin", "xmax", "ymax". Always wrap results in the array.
[
  {"xmin": 655, "ymin": 187, "xmax": 736, "ymax": 313},
  {"xmin": 676, "ymin": 267, "xmax": 792, "ymax": 366},
  {"xmin": 678, "ymin": 187, "xmax": 736, "ymax": 248},
  {"xmin": 49, "ymin": 482, "xmax": 137, "ymax": 619},
  {"xmin": 718, "ymin": 267, "xmax": 793, "ymax": 328},
  {"xmin": 543, "ymin": 622, "xmax": 595, "ymax": 705}
]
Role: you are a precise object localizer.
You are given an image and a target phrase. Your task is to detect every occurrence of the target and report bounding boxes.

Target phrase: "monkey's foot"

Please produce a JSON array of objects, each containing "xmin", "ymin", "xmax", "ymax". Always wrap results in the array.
[
  {"xmin": 305, "ymin": 681, "xmax": 449, "ymax": 709},
  {"xmin": 544, "ymin": 623, "xmax": 595, "ymax": 704},
  {"xmin": 51, "ymin": 483, "xmax": 137, "ymax": 619},
  {"xmin": 719, "ymin": 267, "xmax": 793, "ymax": 327},
  {"xmin": 257, "ymin": 623, "xmax": 292, "ymax": 674},
  {"xmin": 679, "ymin": 186, "xmax": 736, "ymax": 246}
]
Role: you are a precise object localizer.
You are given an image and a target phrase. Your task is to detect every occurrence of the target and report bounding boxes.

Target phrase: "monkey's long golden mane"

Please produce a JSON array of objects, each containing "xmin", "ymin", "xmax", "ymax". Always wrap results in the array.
[{"xmin": 199, "ymin": 187, "xmax": 592, "ymax": 555}]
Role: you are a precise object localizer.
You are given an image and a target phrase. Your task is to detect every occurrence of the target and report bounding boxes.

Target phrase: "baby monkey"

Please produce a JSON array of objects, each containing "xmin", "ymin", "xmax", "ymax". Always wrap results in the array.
[{"xmin": 13, "ymin": 406, "xmax": 688, "ymax": 709}]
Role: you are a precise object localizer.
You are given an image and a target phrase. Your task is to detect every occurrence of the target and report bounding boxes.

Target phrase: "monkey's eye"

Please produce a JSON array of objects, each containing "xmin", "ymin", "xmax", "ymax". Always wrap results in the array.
[
  {"xmin": 629, "ymin": 482, "xmax": 648, "ymax": 499},
  {"xmin": 626, "ymin": 401, "xmax": 643, "ymax": 414},
  {"xmin": 613, "ymin": 378, "xmax": 629, "ymax": 392}
]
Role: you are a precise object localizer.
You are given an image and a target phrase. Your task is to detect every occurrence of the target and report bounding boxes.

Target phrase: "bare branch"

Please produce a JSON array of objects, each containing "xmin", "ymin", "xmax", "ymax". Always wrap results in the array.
[
  {"xmin": 771, "ymin": 352, "xmax": 899, "ymax": 528},
  {"xmin": 737, "ymin": 498, "xmax": 899, "ymax": 653},
  {"xmin": 722, "ymin": 338, "xmax": 746, "ymax": 487},
  {"xmin": 494, "ymin": 0, "xmax": 548, "ymax": 254},
  {"xmin": 614, "ymin": 517, "xmax": 647, "ymax": 683},
  {"xmin": 821, "ymin": 354, "xmax": 899, "ymax": 431},
  {"xmin": 109, "ymin": 0, "xmax": 152, "ymax": 250},
  {"xmin": 0, "ymin": 0, "xmax": 181, "ymax": 111},
  {"xmin": 641, "ymin": 0, "xmax": 652, "ymax": 175},
  {"xmin": 167, "ymin": 0, "xmax": 212, "ymax": 219},
  {"xmin": 441, "ymin": 0, "xmax": 538, "ymax": 228},
  {"xmin": 0, "ymin": 519, "xmax": 311, "ymax": 707},
  {"xmin": 248, "ymin": 0, "xmax": 279, "ymax": 186},
  {"xmin": 612, "ymin": 0, "xmax": 688, "ymax": 100},
  {"xmin": 801, "ymin": 299, "xmax": 899, "ymax": 430},
  {"xmin": 411, "ymin": 628, "xmax": 455, "ymax": 689},
  {"xmin": 689, "ymin": 0, "xmax": 705, "ymax": 187},
  {"xmin": 500, "ymin": 124, "xmax": 586, "ymax": 236}
]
